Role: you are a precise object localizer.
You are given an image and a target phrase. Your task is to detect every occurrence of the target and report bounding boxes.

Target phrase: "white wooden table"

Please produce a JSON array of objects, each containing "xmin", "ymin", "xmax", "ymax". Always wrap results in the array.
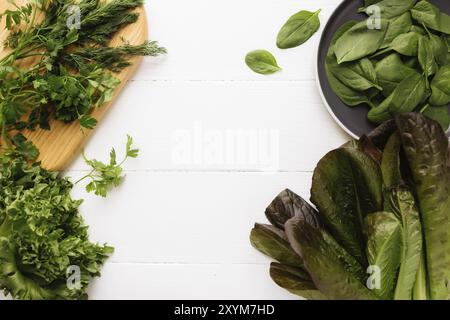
[{"xmin": 3, "ymin": 0, "xmax": 350, "ymax": 300}]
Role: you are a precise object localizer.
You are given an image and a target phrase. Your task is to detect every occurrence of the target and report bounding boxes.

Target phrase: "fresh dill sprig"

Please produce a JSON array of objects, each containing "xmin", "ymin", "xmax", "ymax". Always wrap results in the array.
[{"xmin": 0, "ymin": 0, "xmax": 166, "ymax": 157}]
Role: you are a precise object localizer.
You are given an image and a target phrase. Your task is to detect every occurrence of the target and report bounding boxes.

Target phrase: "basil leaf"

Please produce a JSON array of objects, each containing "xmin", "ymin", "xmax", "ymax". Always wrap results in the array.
[
  {"xmin": 381, "ymin": 12, "xmax": 412, "ymax": 49},
  {"xmin": 375, "ymin": 53, "xmax": 418, "ymax": 97},
  {"xmin": 430, "ymin": 65, "xmax": 450, "ymax": 105},
  {"xmin": 359, "ymin": 0, "xmax": 416, "ymax": 19},
  {"xmin": 276, "ymin": 9, "xmax": 321, "ymax": 49},
  {"xmin": 411, "ymin": 1, "xmax": 450, "ymax": 35},
  {"xmin": 245, "ymin": 50, "xmax": 281, "ymax": 75},
  {"xmin": 368, "ymin": 93, "xmax": 395, "ymax": 124},
  {"xmin": 422, "ymin": 105, "xmax": 450, "ymax": 131},
  {"xmin": 334, "ymin": 19, "xmax": 388, "ymax": 63}
]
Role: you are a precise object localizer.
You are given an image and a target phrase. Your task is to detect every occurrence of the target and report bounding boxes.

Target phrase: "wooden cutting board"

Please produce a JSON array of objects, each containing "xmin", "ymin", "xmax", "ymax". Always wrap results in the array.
[{"xmin": 0, "ymin": 1, "xmax": 148, "ymax": 171}]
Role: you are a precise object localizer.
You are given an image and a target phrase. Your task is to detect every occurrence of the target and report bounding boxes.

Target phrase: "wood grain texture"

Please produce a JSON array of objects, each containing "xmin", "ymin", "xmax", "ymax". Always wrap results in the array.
[{"xmin": 0, "ymin": 1, "xmax": 148, "ymax": 171}]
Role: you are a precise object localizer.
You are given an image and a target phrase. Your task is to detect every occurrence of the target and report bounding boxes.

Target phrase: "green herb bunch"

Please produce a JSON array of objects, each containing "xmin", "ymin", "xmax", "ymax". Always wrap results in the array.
[
  {"xmin": 326, "ymin": 0, "xmax": 450, "ymax": 130},
  {"xmin": 0, "ymin": 152, "xmax": 113, "ymax": 299},
  {"xmin": 0, "ymin": 0, "xmax": 165, "ymax": 157}
]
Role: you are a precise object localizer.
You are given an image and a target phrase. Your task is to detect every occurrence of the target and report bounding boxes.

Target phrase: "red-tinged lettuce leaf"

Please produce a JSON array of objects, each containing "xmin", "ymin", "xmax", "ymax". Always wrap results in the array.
[
  {"xmin": 365, "ymin": 212, "xmax": 402, "ymax": 300},
  {"xmin": 269, "ymin": 262, "xmax": 327, "ymax": 300},
  {"xmin": 395, "ymin": 112, "xmax": 450, "ymax": 300},
  {"xmin": 265, "ymin": 189, "xmax": 321, "ymax": 230},
  {"xmin": 285, "ymin": 218, "xmax": 378, "ymax": 300},
  {"xmin": 385, "ymin": 187, "xmax": 423, "ymax": 300},
  {"xmin": 250, "ymin": 223, "xmax": 303, "ymax": 267},
  {"xmin": 367, "ymin": 119, "xmax": 397, "ymax": 150},
  {"xmin": 311, "ymin": 148, "xmax": 383, "ymax": 266},
  {"xmin": 381, "ymin": 133, "xmax": 403, "ymax": 190}
]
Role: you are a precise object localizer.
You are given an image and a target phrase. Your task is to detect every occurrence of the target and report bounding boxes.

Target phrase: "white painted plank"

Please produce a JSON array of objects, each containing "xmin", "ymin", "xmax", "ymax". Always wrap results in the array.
[
  {"xmin": 68, "ymin": 81, "xmax": 348, "ymax": 172},
  {"xmin": 88, "ymin": 263, "xmax": 297, "ymax": 300},
  {"xmin": 69, "ymin": 171, "xmax": 313, "ymax": 264},
  {"xmin": 135, "ymin": 0, "xmax": 342, "ymax": 81}
]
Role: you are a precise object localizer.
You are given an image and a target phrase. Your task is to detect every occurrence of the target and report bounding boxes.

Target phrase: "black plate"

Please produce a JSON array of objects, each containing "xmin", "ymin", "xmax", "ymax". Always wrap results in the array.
[{"xmin": 317, "ymin": 0, "xmax": 450, "ymax": 138}]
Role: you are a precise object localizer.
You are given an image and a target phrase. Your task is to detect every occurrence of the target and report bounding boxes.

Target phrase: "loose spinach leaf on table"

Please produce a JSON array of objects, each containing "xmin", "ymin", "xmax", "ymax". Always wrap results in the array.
[
  {"xmin": 334, "ymin": 19, "xmax": 388, "ymax": 63},
  {"xmin": 245, "ymin": 50, "xmax": 281, "ymax": 75},
  {"xmin": 358, "ymin": 0, "xmax": 415, "ymax": 20},
  {"xmin": 276, "ymin": 10, "xmax": 321, "ymax": 49}
]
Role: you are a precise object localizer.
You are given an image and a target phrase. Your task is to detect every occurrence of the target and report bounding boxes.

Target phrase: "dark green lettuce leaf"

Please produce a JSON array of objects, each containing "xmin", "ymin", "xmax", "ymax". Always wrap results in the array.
[
  {"xmin": 269, "ymin": 262, "xmax": 327, "ymax": 300},
  {"xmin": 385, "ymin": 187, "xmax": 423, "ymax": 300},
  {"xmin": 395, "ymin": 112, "xmax": 450, "ymax": 300},
  {"xmin": 381, "ymin": 132, "xmax": 403, "ymax": 190},
  {"xmin": 285, "ymin": 218, "xmax": 378, "ymax": 300},
  {"xmin": 311, "ymin": 148, "xmax": 383, "ymax": 265},
  {"xmin": 365, "ymin": 211, "xmax": 402, "ymax": 300},
  {"xmin": 250, "ymin": 223, "xmax": 303, "ymax": 267}
]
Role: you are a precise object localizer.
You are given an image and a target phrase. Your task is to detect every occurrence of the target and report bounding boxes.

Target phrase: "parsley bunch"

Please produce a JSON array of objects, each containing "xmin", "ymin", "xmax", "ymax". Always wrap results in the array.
[
  {"xmin": 0, "ymin": 153, "xmax": 113, "ymax": 299},
  {"xmin": 0, "ymin": 0, "xmax": 165, "ymax": 157}
]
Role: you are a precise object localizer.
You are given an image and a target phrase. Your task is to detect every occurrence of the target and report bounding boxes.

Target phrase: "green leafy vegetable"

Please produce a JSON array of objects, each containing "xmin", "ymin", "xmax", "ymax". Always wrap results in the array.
[
  {"xmin": 430, "ymin": 65, "xmax": 450, "ymax": 106},
  {"xmin": 365, "ymin": 211, "xmax": 402, "ymax": 299},
  {"xmin": 276, "ymin": 9, "xmax": 321, "ymax": 49},
  {"xmin": 251, "ymin": 113, "xmax": 450, "ymax": 300},
  {"xmin": 381, "ymin": 12, "xmax": 413, "ymax": 49},
  {"xmin": 411, "ymin": 1, "xmax": 450, "ymax": 34},
  {"xmin": 358, "ymin": 0, "xmax": 416, "ymax": 19},
  {"xmin": 77, "ymin": 135, "xmax": 139, "ymax": 197},
  {"xmin": 0, "ymin": 153, "xmax": 113, "ymax": 299},
  {"xmin": 245, "ymin": 50, "xmax": 281, "ymax": 75},
  {"xmin": 334, "ymin": 19, "xmax": 388, "ymax": 63}
]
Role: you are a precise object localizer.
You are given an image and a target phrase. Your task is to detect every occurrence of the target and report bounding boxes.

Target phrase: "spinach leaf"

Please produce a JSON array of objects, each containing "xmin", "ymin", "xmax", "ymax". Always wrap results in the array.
[
  {"xmin": 418, "ymin": 36, "xmax": 437, "ymax": 81},
  {"xmin": 390, "ymin": 32, "xmax": 421, "ymax": 56},
  {"xmin": 368, "ymin": 93, "xmax": 395, "ymax": 124},
  {"xmin": 245, "ymin": 50, "xmax": 281, "ymax": 75},
  {"xmin": 359, "ymin": 0, "xmax": 416, "ymax": 19},
  {"xmin": 375, "ymin": 53, "xmax": 418, "ymax": 97},
  {"xmin": 328, "ymin": 57, "xmax": 382, "ymax": 91},
  {"xmin": 334, "ymin": 19, "xmax": 388, "ymax": 63},
  {"xmin": 430, "ymin": 65, "xmax": 450, "ymax": 105},
  {"xmin": 389, "ymin": 73, "xmax": 427, "ymax": 113},
  {"xmin": 385, "ymin": 187, "xmax": 423, "ymax": 300},
  {"xmin": 270, "ymin": 263, "xmax": 327, "ymax": 300},
  {"xmin": 411, "ymin": 1, "xmax": 450, "ymax": 35},
  {"xmin": 311, "ymin": 148, "xmax": 383, "ymax": 265},
  {"xmin": 325, "ymin": 21, "xmax": 375, "ymax": 107},
  {"xmin": 396, "ymin": 113, "xmax": 450, "ymax": 300},
  {"xmin": 286, "ymin": 218, "xmax": 378, "ymax": 300},
  {"xmin": 365, "ymin": 211, "xmax": 402, "ymax": 299},
  {"xmin": 276, "ymin": 9, "xmax": 321, "ymax": 49},
  {"xmin": 428, "ymin": 34, "xmax": 448, "ymax": 66},
  {"xmin": 250, "ymin": 223, "xmax": 304, "ymax": 267},
  {"xmin": 265, "ymin": 189, "xmax": 322, "ymax": 230},
  {"xmin": 422, "ymin": 104, "xmax": 450, "ymax": 131},
  {"xmin": 381, "ymin": 12, "xmax": 413, "ymax": 49}
]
